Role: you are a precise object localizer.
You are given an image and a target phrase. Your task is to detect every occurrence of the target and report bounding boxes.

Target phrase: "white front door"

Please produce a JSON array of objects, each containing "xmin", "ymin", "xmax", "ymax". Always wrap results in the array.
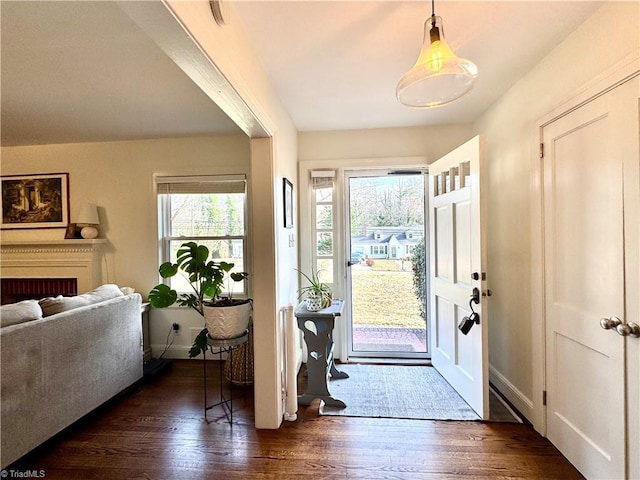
[
  {"xmin": 542, "ymin": 76, "xmax": 639, "ymax": 479},
  {"xmin": 429, "ymin": 135, "xmax": 489, "ymax": 419}
]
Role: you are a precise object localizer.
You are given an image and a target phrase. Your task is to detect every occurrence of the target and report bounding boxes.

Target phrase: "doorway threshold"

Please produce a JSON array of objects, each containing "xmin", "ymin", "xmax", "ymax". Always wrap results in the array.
[{"xmin": 346, "ymin": 357, "xmax": 431, "ymax": 366}]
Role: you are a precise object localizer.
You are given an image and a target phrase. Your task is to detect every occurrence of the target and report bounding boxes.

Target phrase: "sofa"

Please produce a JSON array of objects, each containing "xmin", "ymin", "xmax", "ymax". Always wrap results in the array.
[{"xmin": 0, "ymin": 285, "xmax": 143, "ymax": 468}]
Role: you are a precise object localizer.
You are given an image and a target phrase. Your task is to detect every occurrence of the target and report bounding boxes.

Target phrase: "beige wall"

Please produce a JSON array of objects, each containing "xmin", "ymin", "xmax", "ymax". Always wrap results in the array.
[
  {"xmin": 1, "ymin": 134, "xmax": 250, "ymax": 289},
  {"xmin": 473, "ymin": 0, "xmax": 639, "ymax": 434},
  {"xmin": 1, "ymin": 134, "xmax": 252, "ymax": 357},
  {"xmin": 299, "ymin": 124, "xmax": 473, "ymax": 162}
]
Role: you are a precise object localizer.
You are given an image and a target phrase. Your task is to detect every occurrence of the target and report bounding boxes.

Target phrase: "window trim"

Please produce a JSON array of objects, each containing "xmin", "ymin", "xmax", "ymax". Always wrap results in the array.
[{"xmin": 155, "ymin": 173, "xmax": 250, "ymax": 297}]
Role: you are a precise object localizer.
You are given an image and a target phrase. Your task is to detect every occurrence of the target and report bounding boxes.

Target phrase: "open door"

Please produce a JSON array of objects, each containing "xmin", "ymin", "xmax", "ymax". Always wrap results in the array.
[{"xmin": 429, "ymin": 135, "xmax": 488, "ymax": 419}]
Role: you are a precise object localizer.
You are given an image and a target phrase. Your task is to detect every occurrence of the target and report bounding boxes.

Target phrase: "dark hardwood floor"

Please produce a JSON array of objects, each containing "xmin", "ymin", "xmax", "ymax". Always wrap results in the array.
[{"xmin": 8, "ymin": 360, "xmax": 584, "ymax": 479}]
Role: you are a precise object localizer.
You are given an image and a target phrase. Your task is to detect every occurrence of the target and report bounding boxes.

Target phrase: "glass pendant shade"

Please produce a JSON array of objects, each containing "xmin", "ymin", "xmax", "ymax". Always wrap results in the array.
[{"xmin": 397, "ymin": 15, "xmax": 478, "ymax": 108}]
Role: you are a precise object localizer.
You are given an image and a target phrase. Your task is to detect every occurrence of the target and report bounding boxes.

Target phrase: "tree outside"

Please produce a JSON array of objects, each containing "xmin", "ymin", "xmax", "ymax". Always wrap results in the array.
[{"xmin": 348, "ymin": 174, "xmax": 427, "ymax": 351}]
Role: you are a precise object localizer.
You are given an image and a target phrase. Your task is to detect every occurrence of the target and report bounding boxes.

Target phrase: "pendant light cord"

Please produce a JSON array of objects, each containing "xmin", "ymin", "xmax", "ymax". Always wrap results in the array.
[{"xmin": 430, "ymin": 0, "xmax": 437, "ymax": 28}]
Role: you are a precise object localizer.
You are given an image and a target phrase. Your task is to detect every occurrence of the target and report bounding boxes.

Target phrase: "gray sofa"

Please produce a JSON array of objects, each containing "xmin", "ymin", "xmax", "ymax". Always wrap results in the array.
[{"xmin": 0, "ymin": 287, "xmax": 143, "ymax": 468}]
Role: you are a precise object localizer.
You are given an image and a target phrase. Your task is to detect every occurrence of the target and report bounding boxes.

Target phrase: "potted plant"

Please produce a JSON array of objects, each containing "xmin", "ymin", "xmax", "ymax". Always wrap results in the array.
[
  {"xmin": 296, "ymin": 268, "xmax": 332, "ymax": 311},
  {"xmin": 148, "ymin": 241, "xmax": 250, "ymax": 358}
]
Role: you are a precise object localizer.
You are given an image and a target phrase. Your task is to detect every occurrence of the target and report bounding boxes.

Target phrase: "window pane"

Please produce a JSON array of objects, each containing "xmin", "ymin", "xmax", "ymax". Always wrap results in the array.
[
  {"xmin": 317, "ymin": 232, "xmax": 333, "ymax": 256},
  {"xmin": 169, "ymin": 193, "xmax": 245, "ymax": 236},
  {"xmin": 316, "ymin": 259, "xmax": 333, "ymax": 284},
  {"xmin": 168, "ymin": 239, "xmax": 246, "ymax": 294},
  {"xmin": 315, "ymin": 187, "xmax": 332, "ymax": 203},
  {"xmin": 316, "ymin": 205, "xmax": 332, "ymax": 228}
]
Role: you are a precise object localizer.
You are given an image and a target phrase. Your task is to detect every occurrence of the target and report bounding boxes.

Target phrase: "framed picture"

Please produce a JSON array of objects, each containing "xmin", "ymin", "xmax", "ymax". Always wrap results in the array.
[
  {"xmin": 1, "ymin": 173, "xmax": 70, "ymax": 229},
  {"xmin": 283, "ymin": 178, "xmax": 294, "ymax": 229}
]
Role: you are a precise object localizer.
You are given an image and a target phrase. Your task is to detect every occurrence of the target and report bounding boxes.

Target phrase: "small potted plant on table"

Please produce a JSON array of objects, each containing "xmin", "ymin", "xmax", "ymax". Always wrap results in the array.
[
  {"xmin": 149, "ymin": 241, "xmax": 250, "ymax": 358},
  {"xmin": 296, "ymin": 268, "xmax": 332, "ymax": 311}
]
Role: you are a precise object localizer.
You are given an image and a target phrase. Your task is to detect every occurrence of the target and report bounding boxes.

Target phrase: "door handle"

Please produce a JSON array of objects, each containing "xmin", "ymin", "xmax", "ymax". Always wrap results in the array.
[
  {"xmin": 600, "ymin": 317, "xmax": 640, "ymax": 338},
  {"xmin": 470, "ymin": 288, "xmax": 480, "ymax": 305},
  {"xmin": 616, "ymin": 322, "xmax": 640, "ymax": 338},
  {"xmin": 600, "ymin": 317, "xmax": 622, "ymax": 330}
]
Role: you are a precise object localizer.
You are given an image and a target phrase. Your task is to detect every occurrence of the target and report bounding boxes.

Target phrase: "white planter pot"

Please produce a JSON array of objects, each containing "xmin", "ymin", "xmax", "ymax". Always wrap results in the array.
[
  {"xmin": 204, "ymin": 299, "xmax": 252, "ymax": 339},
  {"xmin": 305, "ymin": 294, "xmax": 324, "ymax": 312}
]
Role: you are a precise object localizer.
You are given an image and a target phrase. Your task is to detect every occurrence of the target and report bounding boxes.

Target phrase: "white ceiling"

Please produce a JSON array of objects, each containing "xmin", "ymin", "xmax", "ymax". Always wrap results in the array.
[
  {"xmin": 0, "ymin": 1, "xmax": 241, "ymax": 146},
  {"xmin": 234, "ymin": 1, "xmax": 602, "ymax": 131},
  {"xmin": 1, "ymin": 1, "xmax": 602, "ymax": 146}
]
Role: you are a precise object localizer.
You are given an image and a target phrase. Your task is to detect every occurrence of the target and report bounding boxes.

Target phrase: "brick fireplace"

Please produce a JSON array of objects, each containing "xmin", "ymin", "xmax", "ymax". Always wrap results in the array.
[{"xmin": 0, "ymin": 278, "xmax": 78, "ymax": 304}]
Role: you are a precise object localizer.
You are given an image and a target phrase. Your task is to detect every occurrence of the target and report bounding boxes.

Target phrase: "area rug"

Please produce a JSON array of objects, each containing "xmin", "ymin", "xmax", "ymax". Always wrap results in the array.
[{"xmin": 320, "ymin": 364, "xmax": 521, "ymax": 422}]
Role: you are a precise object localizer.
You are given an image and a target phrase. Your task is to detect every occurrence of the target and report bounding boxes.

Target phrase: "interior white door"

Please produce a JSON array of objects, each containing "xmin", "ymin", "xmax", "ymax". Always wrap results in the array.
[
  {"xmin": 429, "ymin": 135, "xmax": 488, "ymax": 419},
  {"xmin": 542, "ymin": 77, "xmax": 638, "ymax": 480}
]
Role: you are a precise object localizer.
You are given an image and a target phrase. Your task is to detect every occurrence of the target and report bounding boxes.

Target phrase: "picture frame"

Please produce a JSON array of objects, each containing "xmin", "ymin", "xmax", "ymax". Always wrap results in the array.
[
  {"xmin": 1, "ymin": 173, "xmax": 70, "ymax": 229},
  {"xmin": 283, "ymin": 178, "xmax": 294, "ymax": 229}
]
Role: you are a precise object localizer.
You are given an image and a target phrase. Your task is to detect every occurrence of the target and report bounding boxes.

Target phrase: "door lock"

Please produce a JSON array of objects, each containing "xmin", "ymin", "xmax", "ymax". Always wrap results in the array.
[{"xmin": 471, "ymin": 272, "xmax": 486, "ymax": 281}]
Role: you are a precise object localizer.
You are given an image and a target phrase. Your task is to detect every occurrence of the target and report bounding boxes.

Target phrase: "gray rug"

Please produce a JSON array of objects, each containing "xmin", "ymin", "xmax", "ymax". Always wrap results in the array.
[{"xmin": 320, "ymin": 364, "xmax": 520, "ymax": 422}]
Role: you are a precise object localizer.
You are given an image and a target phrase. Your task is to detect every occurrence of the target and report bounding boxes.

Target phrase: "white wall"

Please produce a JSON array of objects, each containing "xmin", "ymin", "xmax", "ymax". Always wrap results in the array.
[
  {"xmin": 1, "ymin": 134, "xmax": 251, "ymax": 355},
  {"xmin": 472, "ymin": 1, "xmax": 639, "ymax": 434}
]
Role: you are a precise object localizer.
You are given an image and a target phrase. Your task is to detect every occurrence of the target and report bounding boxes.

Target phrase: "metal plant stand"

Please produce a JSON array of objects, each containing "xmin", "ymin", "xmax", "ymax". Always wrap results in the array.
[{"xmin": 203, "ymin": 331, "xmax": 248, "ymax": 424}]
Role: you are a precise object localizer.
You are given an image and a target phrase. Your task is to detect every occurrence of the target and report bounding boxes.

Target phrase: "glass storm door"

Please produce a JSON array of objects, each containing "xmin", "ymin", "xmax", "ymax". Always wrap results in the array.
[{"xmin": 345, "ymin": 171, "xmax": 428, "ymax": 359}]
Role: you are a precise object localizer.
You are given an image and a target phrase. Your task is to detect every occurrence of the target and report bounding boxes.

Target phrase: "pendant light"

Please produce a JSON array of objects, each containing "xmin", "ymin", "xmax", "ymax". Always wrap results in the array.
[{"xmin": 396, "ymin": 0, "xmax": 478, "ymax": 108}]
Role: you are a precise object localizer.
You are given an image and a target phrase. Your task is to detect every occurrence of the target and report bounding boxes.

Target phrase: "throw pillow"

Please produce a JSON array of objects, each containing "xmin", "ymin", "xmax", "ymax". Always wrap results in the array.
[
  {"xmin": 0, "ymin": 300, "xmax": 44, "ymax": 328},
  {"xmin": 39, "ymin": 284, "xmax": 124, "ymax": 317}
]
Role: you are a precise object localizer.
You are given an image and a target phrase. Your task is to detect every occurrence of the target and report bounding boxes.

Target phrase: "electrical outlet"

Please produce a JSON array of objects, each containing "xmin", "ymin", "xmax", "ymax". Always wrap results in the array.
[{"xmin": 172, "ymin": 323, "xmax": 180, "ymax": 335}]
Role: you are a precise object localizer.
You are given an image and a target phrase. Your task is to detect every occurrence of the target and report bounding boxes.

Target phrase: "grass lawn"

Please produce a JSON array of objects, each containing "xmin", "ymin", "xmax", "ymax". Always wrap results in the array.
[{"xmin": 352, "ymin": 259, "xmax": 424, "ymax": 328}]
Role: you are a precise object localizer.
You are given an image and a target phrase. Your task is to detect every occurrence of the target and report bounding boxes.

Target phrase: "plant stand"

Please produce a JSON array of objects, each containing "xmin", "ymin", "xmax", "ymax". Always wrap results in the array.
[
  {"xmin": 295, "ymin": 299, "xmax": 348, "ymax": 408},
  {"xmin": 202, "ymin": 331, "xmax": 249, "ymax": 424}
]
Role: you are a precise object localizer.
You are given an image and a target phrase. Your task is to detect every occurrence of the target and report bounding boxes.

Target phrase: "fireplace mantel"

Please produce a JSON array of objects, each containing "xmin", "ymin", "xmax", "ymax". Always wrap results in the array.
[
  {"xmin": 1, "ymin": 238, "xmax": 106, "ymax": 250},
  {"xmin": 0, "ymin": 239, "xmax": 108, "ymax": 294}
]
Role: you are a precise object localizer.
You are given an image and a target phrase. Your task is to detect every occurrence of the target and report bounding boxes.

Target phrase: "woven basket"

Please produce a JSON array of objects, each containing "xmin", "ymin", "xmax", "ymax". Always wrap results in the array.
[{"xmin": 224, "ymin": 327, "xmax": 254, "ymax": 385}]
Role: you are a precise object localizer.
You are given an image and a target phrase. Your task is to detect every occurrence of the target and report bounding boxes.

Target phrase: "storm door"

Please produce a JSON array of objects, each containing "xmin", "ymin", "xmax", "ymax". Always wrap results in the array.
[{"xmin": 345, "ymin": 170, "xmax": 428, "ymax": 360}]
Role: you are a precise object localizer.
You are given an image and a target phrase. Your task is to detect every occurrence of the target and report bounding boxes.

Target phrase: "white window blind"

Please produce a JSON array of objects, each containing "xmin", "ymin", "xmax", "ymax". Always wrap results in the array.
[{"xmin": 156, "ymin": 175, "xmax": 246, "ymax": 194}]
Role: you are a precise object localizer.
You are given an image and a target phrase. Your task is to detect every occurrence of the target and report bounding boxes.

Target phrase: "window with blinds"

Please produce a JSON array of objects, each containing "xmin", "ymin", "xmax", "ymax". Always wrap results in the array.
[{"xmin": 156, "ymin": 175, "xmax": 248, "ymax": 295}]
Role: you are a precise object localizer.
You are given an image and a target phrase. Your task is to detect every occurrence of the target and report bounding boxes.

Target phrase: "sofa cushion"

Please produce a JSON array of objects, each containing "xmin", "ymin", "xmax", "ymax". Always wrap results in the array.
[
  {"xmin": 0, "ymin": 300, "xmax": 43, "ymax": 328},
  {"xmin": 39, "ymin": 284, "xmax": 124, "ymax": 317}
]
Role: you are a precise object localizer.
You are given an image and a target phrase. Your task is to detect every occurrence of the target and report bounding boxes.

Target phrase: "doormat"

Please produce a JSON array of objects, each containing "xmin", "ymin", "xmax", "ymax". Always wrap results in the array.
[{"xmin": 319, "ymin": 364, "xmax": 521, "ymax": 422}]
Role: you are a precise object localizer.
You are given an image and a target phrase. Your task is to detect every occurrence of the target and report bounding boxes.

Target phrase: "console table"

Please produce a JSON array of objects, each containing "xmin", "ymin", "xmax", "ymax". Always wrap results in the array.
[{"xmin": 295, "ymin": 299, "xmax": 349, "ymax": 408}]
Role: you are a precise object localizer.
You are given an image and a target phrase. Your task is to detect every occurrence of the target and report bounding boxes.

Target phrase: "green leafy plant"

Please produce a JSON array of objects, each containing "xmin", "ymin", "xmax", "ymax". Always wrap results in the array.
[
  {"xmin": 411, "ymin": 237, "xmax": 426, "ymax": 321},
  {"xmin": 296, "ymin": 268, "xmax": 332, "ymax": 308},
  {"xmin": 149, "ymin": 241, "xmax": 248, "ymax": 357}
]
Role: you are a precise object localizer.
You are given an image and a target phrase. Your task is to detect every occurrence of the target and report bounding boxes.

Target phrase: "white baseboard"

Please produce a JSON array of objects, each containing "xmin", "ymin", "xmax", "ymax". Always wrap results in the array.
[
  {"xmin": 489, "ymin": 364, "xmax": 535, "ymax": 423},
  {"xmin": 150, "ymin": 344, "xmax": 224, "ymax": 360}
]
